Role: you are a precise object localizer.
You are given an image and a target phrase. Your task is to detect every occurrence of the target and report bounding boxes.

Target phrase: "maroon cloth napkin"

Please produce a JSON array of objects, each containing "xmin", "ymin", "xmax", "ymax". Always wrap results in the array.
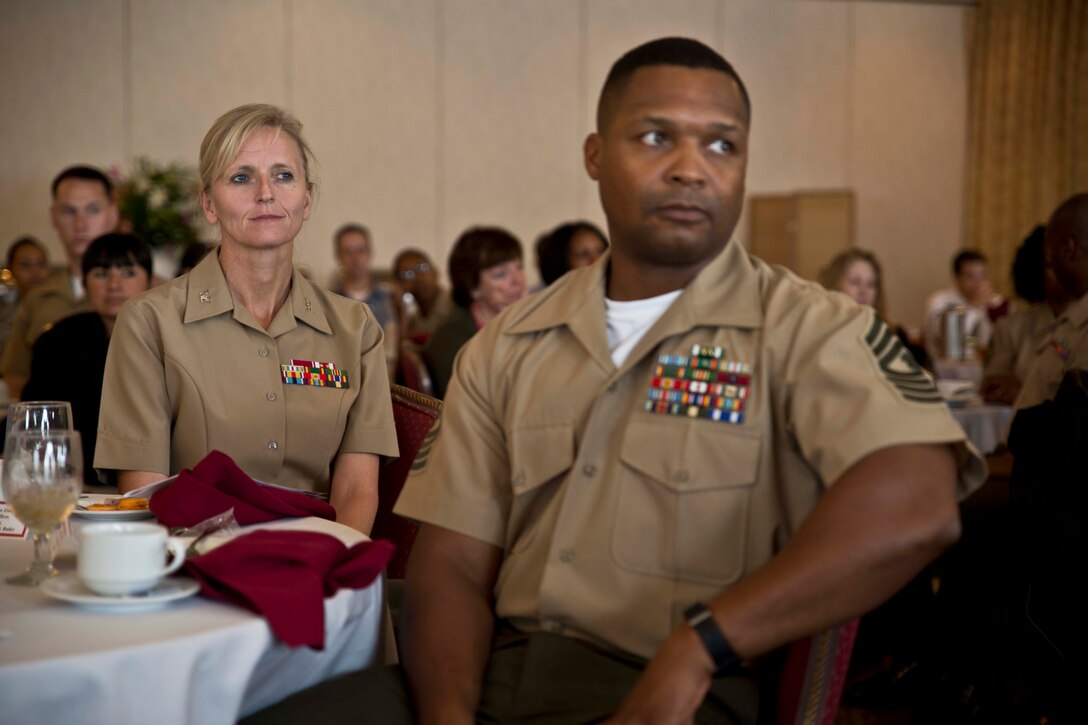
[
  {"xmin": 184, "ymin": 529, "xmax": 395, "ymax": 648},
  {"xmin": 150, "ymin": 450, "xmax": 336, "ymax": 528}
]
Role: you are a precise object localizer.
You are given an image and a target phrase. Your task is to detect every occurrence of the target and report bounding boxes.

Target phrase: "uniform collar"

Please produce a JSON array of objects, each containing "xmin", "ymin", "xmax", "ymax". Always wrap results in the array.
[
  {"xmin": 507, "ymin": 239, "xmax": 764, "ymax": 335},
  {"xmin": 183, "ymin": 248, "xmax": 332, "ymax": 335},
  {"xmin": 1061, "ymin": 291, "xmax": 1088, "ymax": 330}
]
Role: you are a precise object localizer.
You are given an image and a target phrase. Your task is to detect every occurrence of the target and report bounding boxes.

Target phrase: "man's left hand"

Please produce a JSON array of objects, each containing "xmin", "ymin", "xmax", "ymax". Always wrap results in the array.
[{"xmin": 605, "ymin": 625, "xmax": 714, "ymax": 725}]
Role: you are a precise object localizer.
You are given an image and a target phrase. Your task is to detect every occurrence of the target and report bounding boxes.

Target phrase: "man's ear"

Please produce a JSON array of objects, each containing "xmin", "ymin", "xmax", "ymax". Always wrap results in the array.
[{"xmin": 584, "ymin": 133, "xmax": 602, "ymax": 181}]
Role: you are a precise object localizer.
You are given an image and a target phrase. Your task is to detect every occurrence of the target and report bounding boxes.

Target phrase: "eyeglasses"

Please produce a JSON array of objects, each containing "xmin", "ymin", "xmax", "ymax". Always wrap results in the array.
[{"xmin": 397, "ymin": 262, "xmax": 431, "ymax": 281}]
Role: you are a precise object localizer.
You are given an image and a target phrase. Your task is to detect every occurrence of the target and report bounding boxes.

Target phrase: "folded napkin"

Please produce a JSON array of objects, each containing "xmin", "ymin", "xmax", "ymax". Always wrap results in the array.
[
  {"xmin": 185, "ymin": 529, "xmax": 395, "ymax": 648},
  {"xmin": 150, "ymin": 450, "xmax": 336, "ymax": 528}
]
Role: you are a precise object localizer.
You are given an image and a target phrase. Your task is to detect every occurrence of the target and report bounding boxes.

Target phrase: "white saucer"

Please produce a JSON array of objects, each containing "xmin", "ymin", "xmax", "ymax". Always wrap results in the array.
[
  {"xmin": 40, "ymin": 574, "xmax": 200, "ymax": 612},
  {"xmin": 73, "ymin": 495, "xmax": 155, "ymax": 521}
]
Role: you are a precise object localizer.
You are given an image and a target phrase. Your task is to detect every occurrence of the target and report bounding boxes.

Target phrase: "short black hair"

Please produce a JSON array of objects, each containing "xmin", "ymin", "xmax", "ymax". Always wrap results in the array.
[
  {"xmin": 5, "ymin": 236, "xmax": 46, "ymax": 270},
  {"xmin": 81, "ymin": 232, "xmax": 152, "ymax": 280},
  {"xmin": 178, "ymin": 242, "xmax": 211, "ymax": 274},
  {"xmin": 953, "ymin": 249, "xmax": 987, "ymax": 276},
  {"xmin": 448, "ymin": 227, "xmax": 522, "ymax": 308},
  {"xmin": 1011, "ymin": 226, "xmax": 1047, "ymax": 303},
  {"xmin": 393, "ymin": 247, "xmax": 433, "ymax": 271},
  {"xmin": 333, "ymin": 223, "xmax": 370, "ymax": 252},
  {"xmin": 597, "ymin": 37, "xmax": 750, "ymax": 132},
  {"xmin": 536, "ymin": 221, "xmax": 608, "ymax": 286},
  {"xmin": 51, "ymin": 165, "xmax": 113, "ymax": 199}
]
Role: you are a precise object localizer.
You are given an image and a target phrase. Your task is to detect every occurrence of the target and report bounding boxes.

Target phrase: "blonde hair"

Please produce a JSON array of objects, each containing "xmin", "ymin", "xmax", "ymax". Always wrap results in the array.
[
  {"xmin": 199, "ymin": 104, "xmax": 316, "ymax": 192},
  {"xmin": 818, "ymin": 248, "xmax": 887, "ymax": 322}
]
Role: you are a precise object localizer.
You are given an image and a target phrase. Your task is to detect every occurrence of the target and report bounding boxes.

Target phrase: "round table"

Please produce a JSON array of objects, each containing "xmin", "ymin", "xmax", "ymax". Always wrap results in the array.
[{"xmin": 0, "ymin": 516, "xmax": 388, "ymax": 725}]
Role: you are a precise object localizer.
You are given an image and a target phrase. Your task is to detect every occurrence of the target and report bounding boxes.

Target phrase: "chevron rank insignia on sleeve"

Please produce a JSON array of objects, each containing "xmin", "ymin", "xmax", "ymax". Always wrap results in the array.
[{"xmin": 865, "ymin": 318, "xmax": 942, "ymax": 404}]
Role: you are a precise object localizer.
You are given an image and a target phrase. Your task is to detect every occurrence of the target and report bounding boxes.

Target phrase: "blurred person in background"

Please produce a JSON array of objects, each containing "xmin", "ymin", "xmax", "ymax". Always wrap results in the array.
[
  {"xmin": 333, "ymin": 223, "xmax": 399, "ymax": 376},
  {"xmin": 177, "ymin": 241, "xmax": 212, "ymax": 276},
  {"xmin": 535, "ymin": 220, "xmax": 609, "ymax": 287},
  {"xmin": 924, "ymin": 250, "xmax": 1008, "ymax": 361},
  {"xmin": 423, "ymin": 226, "xmax": 525, "ymax": 398},
  {"xmin": 0, "ymin": 236, "xmax": 50, "ymax": 360},
  {"xmin": 981, "ymin": 227, "xmax": 1072, "ymax": 405},
  {"xmin": 819, "ymin": 247, "xmax": 930, "ymax": 369},
  {"xmin": 394, "ymin": 247, "xmax": 452, "ymax": 341},
  {"xmin": 2, "ymin": 166, "xmax": 119, "ymax": 399},
  {"xmin": 23, "ymin": 233, "xmax": 152, "ymax": 485}
]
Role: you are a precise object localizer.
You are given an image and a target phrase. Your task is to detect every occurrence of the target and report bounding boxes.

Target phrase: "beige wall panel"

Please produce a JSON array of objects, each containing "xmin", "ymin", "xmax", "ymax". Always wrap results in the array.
[
  {"xmin": 441, "ymin": 0, "xmax": 582, "ymax": 277},
  {"xmin": 851, "ymin": 3, "xmax": 968, "ymax": 328},
  {"xmin": 580, "ymin": 0, "xmax": 720, "ymax": 236},
  {"xmin": 721, "ymin": 1, "xmax": 853, "ymax": 196},
  {"xmin": 291, "ymin": 0, "xmax": 439, "ymax": 284},
  {"xmin": 0, "ymin": 0, "xmax": 125, "ymax": 262},
  {"xmin": 128, "ymin": 0, "xmax": 287, "ymax": 170}
]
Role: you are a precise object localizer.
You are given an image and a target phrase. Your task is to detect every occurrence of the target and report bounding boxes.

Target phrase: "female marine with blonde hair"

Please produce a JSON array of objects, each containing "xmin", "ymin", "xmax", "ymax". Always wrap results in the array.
[{"xmin": 96, "ymin": 104, "xmax": 398, "ymax": 533}]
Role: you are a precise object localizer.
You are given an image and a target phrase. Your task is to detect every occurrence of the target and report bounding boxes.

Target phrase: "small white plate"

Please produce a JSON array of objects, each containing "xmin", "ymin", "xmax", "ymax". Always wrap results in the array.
[
  {"xmin": 40, "ymin": 574, "xmax": 200, "ymax": 612},
  {"xmin": 73, "ymin": 495, "xmax": 155, "ymax": 521}
]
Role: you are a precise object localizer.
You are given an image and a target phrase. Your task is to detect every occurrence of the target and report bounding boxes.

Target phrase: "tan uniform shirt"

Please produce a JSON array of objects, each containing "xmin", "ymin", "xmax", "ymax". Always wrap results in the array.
[
  {"xmin": 96, "ymin": 251, "xmax": 399, "ymax": 494},
  {"xmin": 984, "ymin": 303, "xmax": 1058, "ymax": 383},
  {"xmin": 395, "ymin": 241, "xmax": 986, "ymax": 660},
  {"xmin": 1, "ymin": 266, "xmax": 86, "ymax": 378},
  {"xmin": 1012, "ymin": 292, "xmax": 1088, "ymax": 413}
]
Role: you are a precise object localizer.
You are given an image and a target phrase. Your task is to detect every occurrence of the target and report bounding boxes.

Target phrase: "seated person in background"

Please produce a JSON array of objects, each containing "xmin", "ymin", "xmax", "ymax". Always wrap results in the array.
[
  {"xmin": 23, "ymin": 233, "xmax": 151, "ymax": 486},
  {"xmin": 981, "ymin": 226, "xmax": 1072, "ymax": 405},
  {"xmin": 332, "ymin": 223, "xmax": 399, "ymax": 361},
  {"xmin": 394, "ymin": 247, "xmax": 452, "ymax": 341},
  {"xmin": 924, "ymin": 249, "xmax": 1008, "ymax": 361},
  {"xmin": 1013, "ymin": 193, "xmax": 1088, "ymax": 414},
  {"xmin": 535, "ymin": 220, "xmax": 609, "ymax": 287},
  {"xmin": 177, "ymin": 241, "xmax": 212, "ymax": 276},
  {"xmin": 422, "ymin": 227, "xmax": 525, "ymax": 398},
  {"xmin": 391, "ymin": 38, "xmax": 985, "ymax": 723},
  {"xmin": 95, "ymin": 104, "xmax": 398, "ymax": 534},
  {"xmin": 818, "ymin": 248, "xmax": 930, "ymax": 369},
  {"xmin": 2, "ymin": 165, "xmax": 119, "ymax": 399},
  {"xmin": 0, "ymin": 236, "xmax": 50, "ymax": 357}
]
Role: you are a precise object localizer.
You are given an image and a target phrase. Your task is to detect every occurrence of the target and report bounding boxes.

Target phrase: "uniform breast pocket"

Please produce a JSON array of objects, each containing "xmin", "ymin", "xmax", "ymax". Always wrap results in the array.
[
  {"xmin": 507, "ymin": 422, "xmax": 575, "ymax": 554},
  {"xmin": 611, "ymin": 416, "xmax": 762, "ymax": 586}
]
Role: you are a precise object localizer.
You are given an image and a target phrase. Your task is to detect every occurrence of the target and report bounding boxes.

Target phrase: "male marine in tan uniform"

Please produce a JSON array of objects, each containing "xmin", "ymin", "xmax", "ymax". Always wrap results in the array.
[
  {"xmin": 1012, "ymin": 193, "xmax": 1088, "ymax": 413},
  {"xmin": 1, "ymin": 166, "xmax": 118, "ymax": 398},
  {"xmin": 251, "ymin": 37, "xmax": 986, "ymax": 724},
  {"xmin": 386, "ymin": 38, "xmax": 987, "ymax": 724}
]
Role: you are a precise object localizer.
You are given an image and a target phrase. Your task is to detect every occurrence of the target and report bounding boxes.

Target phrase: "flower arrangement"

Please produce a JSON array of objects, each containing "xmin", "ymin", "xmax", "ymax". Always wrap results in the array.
[{"xmin": 112, "ymin": 158, "xmax": 203, "ymax": 248}]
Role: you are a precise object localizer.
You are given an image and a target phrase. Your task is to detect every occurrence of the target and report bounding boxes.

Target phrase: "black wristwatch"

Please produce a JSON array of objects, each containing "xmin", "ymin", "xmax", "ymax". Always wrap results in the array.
[{"xmin": 684, "ymin": 602, "xmax": 741, "ymax": 676}]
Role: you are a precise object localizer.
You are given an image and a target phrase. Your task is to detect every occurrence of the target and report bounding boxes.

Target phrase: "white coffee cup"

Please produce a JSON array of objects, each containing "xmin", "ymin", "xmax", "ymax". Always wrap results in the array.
[{"xmin": 78, "ymin": 522, "xmax": 186, "ymax": 596}]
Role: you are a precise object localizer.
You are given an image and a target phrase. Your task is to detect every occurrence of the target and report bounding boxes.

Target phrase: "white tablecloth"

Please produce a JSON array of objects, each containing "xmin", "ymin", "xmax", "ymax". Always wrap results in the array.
[
  {"xmin": 951, "ymin": 403, "xmax": 1012, "ymax": 455},
  {"xmin": 0, "ymin": 516, "xmax": 386, "ymax": 725}
]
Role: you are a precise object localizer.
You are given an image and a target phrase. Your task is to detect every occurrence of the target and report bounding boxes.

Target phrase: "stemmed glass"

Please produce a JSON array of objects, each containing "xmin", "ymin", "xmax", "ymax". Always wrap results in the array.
[
  {"xmin": 5, "ymin": 401, "xmax": 72, "ymax": 451},
  {"xmin": 2, "ymin": 430, "xmax": 84, "ymax": 585}
]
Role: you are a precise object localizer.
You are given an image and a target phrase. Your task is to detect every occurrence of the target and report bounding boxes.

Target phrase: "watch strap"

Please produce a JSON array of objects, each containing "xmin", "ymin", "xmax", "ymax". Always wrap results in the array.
[{"xmin": 684, "ymin": 602, "xmax": 740, "ymax": 675}]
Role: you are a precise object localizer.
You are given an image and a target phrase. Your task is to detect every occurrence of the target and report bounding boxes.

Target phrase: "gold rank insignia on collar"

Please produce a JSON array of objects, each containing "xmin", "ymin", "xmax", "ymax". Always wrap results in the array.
[
  {"xmin": 646, "ymin": 344, "xmax": 751, "ymax": 424},
  {"xmin": 281, "ymin": 359, "xmax": 349, "ymax": 389},
  {"xmin": 305, "ymin": 297, "xmax": 313, "ymax": 312},
  {"xmin": 199, "ymin": 290, "xmax": 211, "ymax": 304}
]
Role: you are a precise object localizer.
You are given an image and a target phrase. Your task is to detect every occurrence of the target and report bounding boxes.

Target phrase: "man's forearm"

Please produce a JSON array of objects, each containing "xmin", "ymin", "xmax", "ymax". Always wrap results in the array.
[
  {"xmin": 610, "ymin": 444, "xmax": 963, "ymax": 723},
  {"xmin": 401, "ymin": 525, "xmax": 502, "ymax": 724},
  {"xmin": 709, "ymin": 443, "xmax": 961, "ymax": 658}
]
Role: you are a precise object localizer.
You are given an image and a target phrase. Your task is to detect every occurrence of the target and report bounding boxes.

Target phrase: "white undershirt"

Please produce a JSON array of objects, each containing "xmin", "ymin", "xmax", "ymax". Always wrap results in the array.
[
  {"xmin": 71, "ymin": 274, "xmax": 84, "ymax": 300},
  {"xmin": 605, "ymin": 289, "xmax": 683, "ymax": 367}
]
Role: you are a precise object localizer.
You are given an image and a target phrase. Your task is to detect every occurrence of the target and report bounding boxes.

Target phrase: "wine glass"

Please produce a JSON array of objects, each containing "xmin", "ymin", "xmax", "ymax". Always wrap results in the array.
[
  {"xmin": 2, "ymin": 430, "xmax": 83, "ymax": 585},
  {"xmin": 5, "ymin": 401, "xmax": 73, "ymax": 453}
]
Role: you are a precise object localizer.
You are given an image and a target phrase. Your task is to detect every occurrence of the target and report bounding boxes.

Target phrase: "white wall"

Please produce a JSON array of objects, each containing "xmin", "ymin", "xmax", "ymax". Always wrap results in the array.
[{"xmin": 0, "ymin": 0, "xmax": 969, "ymax": 326}]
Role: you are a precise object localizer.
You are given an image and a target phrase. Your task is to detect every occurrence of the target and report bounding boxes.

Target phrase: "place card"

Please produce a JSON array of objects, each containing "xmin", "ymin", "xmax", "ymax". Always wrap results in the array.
[{"xmin": 0, "ymin": 500, "xmax": 28, "ymax": 540}]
